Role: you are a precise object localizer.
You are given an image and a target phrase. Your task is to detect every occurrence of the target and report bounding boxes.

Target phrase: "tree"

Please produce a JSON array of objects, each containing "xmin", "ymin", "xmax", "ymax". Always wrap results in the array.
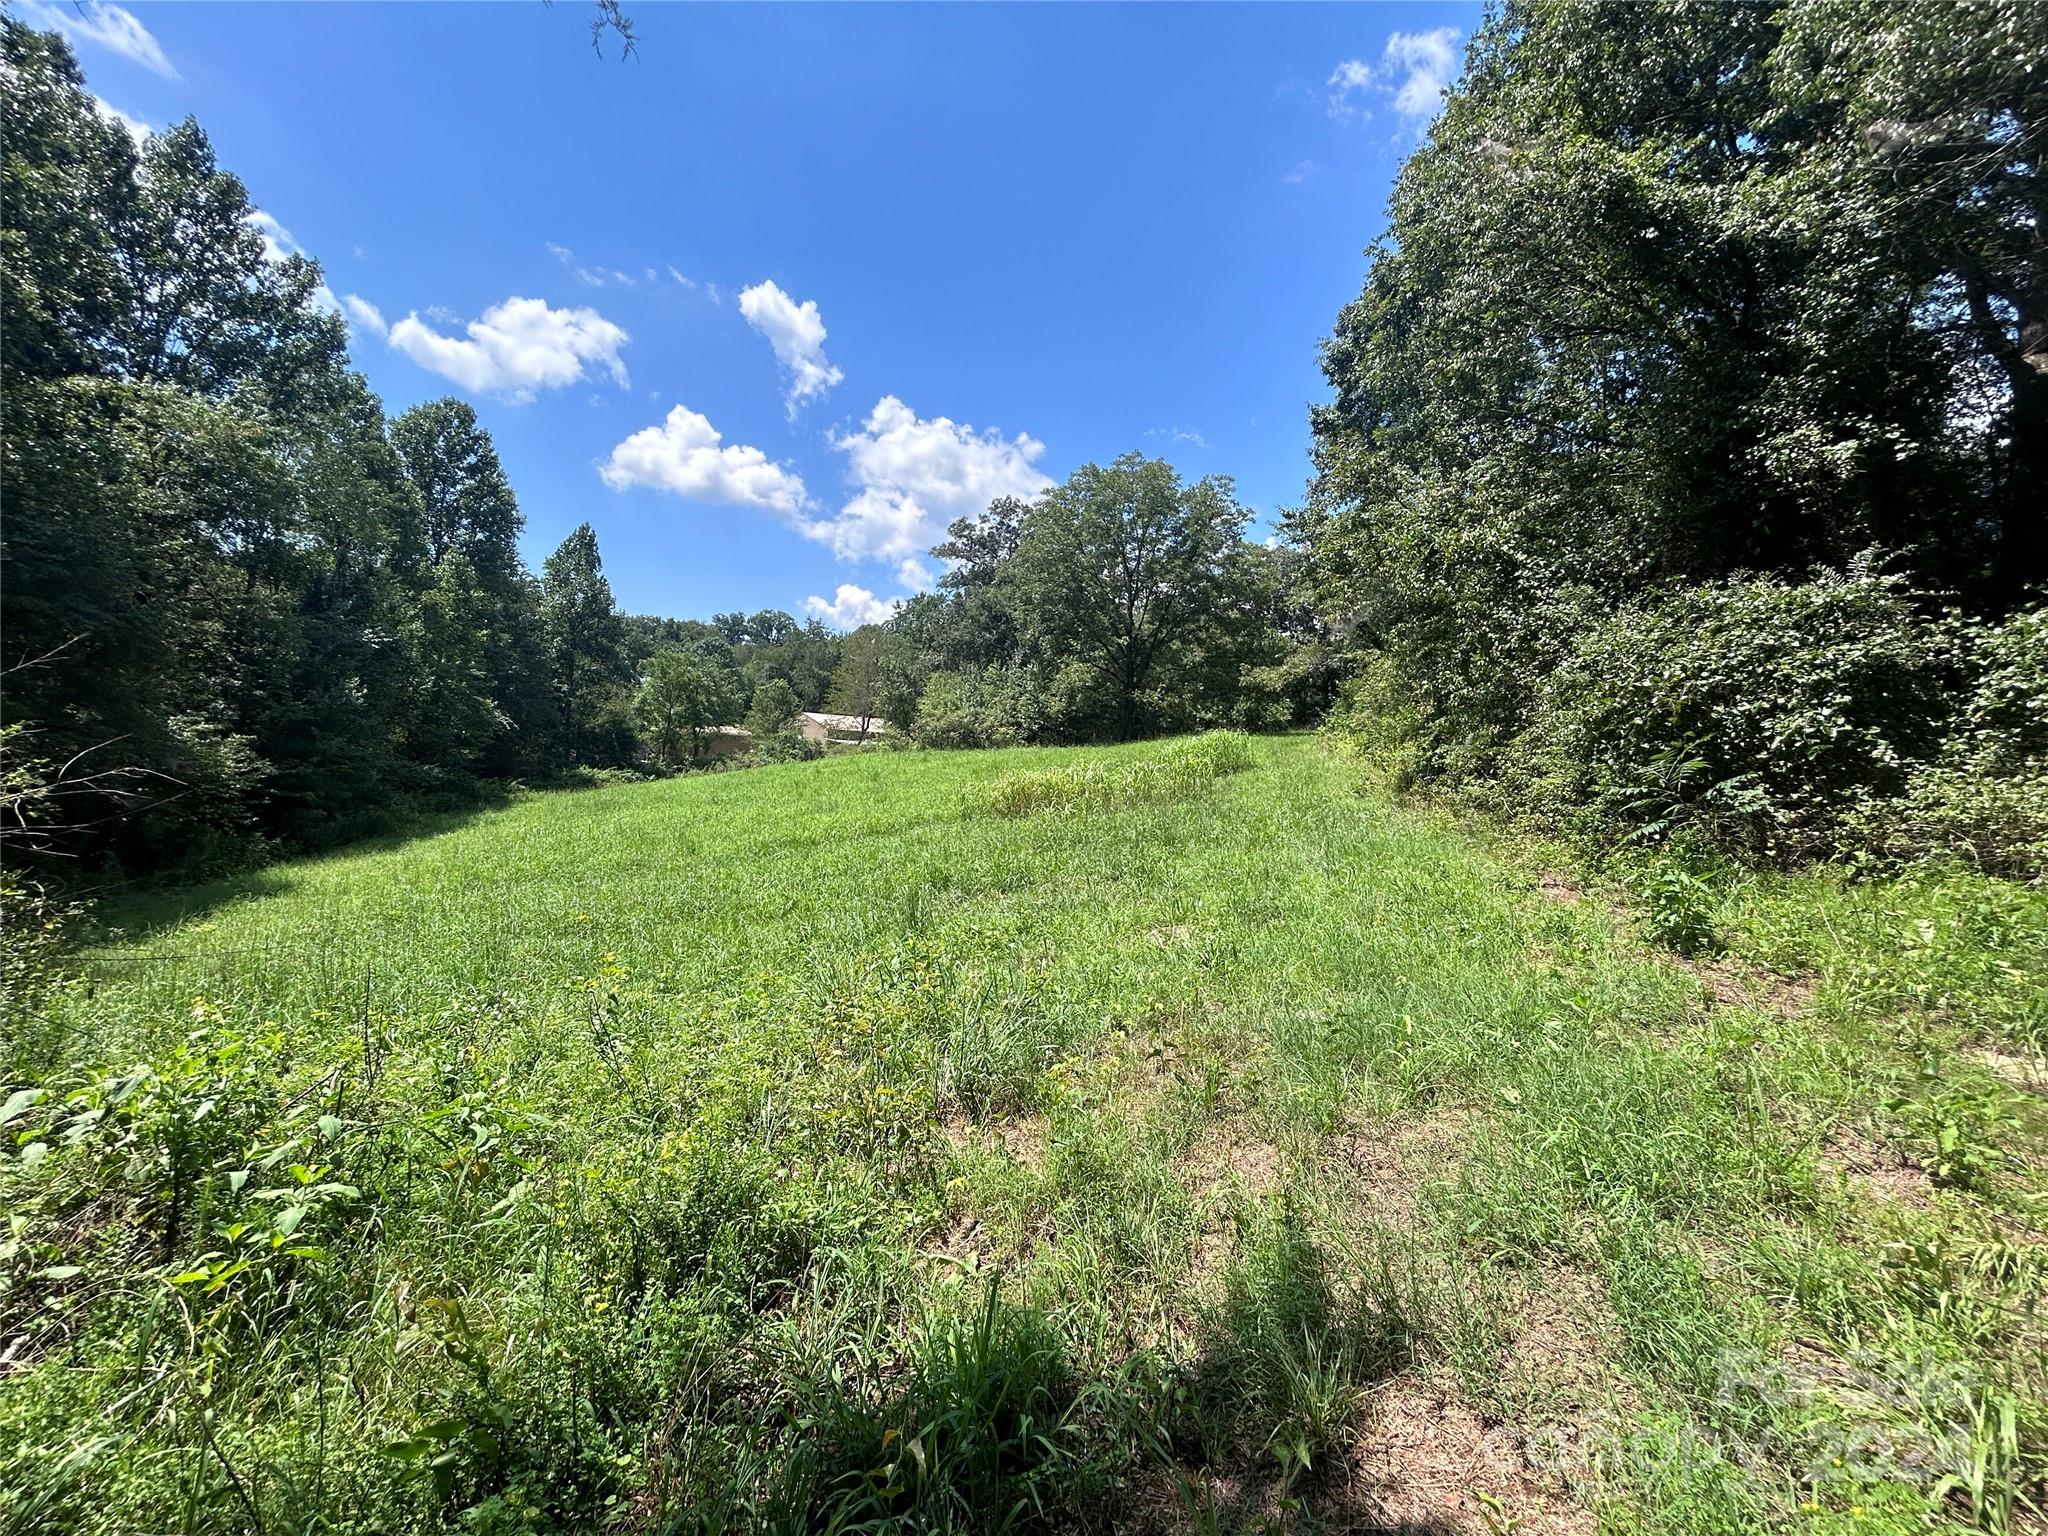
[
  {"xmin": 634, "ymin": 646, "xmax": 743, "ymax": 765},
  {"xmin": 1301, "ymin": 0, "xmax": 2042, "ymax": 787},
  {"xmin": 744, "ymin": 678, "xmax": 802, "ymax": 738},
  {"xmin": 827, "ymin": 626, "xmax": 896, "ymax": 735},
  {"xmin": 540, "ymin": 523, "xmax": 629, "ymax": 763},
  {"xmin": 1008, "ymin": 455, "xmax": 1250, "ymax": 740},
  {"xmin": 392, "ymin": 399, "xmax": 553, "ymax": 771}
]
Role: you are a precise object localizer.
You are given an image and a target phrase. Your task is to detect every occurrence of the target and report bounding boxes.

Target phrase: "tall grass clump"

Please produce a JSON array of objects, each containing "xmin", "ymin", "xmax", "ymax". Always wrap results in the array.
[{"xmin": 971, "ymin": 732, "xmax": 1255, "ymax": 818}]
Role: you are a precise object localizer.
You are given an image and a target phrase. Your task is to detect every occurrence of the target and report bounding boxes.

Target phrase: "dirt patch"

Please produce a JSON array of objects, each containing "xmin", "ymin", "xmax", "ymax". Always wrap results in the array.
[
  {"xmin": 1535, "ymin": 871, "xmax": 1587, "ymax": 907},
  {"xmin": 1819, "ymin": 1123, "xmax": 1935, "ymax": 1211},
  {"xmin": 1185, "ymin": 1130, "xmax": 1285, "ymax": 1201},
  {"xmin": 921, "ymin": 1207, "xmax": 990, "ymax": 1269},
  {"xmin": 1181, "ymin": 1128, "xmax": 1289, "ymax": 1284},
  {"xmin": 1975, "ymin": 1046, "xmax": 2047, "ymax": 1096},
  {"xmin": 1329, "ymin": 1109, "xmax": 1472, "ymax": 1234},
  {"xmin": 940, "ymin": 1110, "xmax": 1047, "ymax": 1169},
  {"xmin": 1148, "ymin": 923, "xmax": 1197, "ymax": 948},
  {"xmin": 1337, "ymin": 1374, "xmax": 1601, "ymax": 1535},
  {"xmin": 1680, "ymin": 954, "xmax": 1818, "ymax": 1019}
]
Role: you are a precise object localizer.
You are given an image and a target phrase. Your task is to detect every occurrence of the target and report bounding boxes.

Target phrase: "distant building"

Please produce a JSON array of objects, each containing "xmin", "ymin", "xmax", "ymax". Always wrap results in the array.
[
  {"xmin": 699, "ymin": 725, "xmax": 754, "ymax": 757},
  {"xmin": 798, "ymin": 710, "xmax": 887, "ymax": 744}
]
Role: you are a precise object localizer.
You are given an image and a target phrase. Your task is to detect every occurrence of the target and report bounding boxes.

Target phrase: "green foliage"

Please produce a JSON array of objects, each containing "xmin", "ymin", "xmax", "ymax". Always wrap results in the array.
[
  {"xmin": 539, "ymin": 523, "xmax": 631, "ymax": 766},
  {"xmin": 1301, "ymin": 0, "xmax": 2048, "ymax": 870},
  {"xmin": 1510, "ymin": 566, "xmax": 1967, "ymax": 860},
  {"xmin": 969, "ymin": 732, "xmax": 1254, "ymax": 817},
  {"xmin": 1005, "ymin": 455, "xmax": 1253, "ymax": 742},
  {"xmin": 742, "ymin": 677, "xmax": 802, "ymax": 738},
  {"xmin": 634, "ymin": 644, "xmax": 745, "ymax": 765}
]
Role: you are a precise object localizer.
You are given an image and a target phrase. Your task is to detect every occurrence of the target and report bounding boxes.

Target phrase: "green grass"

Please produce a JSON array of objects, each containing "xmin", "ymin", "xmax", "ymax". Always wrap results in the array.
[{"xmin": 3, "ymin": 735, "xmax": 2043, "ymax": 1534}]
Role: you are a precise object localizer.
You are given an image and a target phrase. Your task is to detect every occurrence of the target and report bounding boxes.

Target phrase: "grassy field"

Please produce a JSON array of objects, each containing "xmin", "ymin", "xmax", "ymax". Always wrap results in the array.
[{"xmin": 3, "ymin": 734, "xmax": 2044, "ymax": 1534}]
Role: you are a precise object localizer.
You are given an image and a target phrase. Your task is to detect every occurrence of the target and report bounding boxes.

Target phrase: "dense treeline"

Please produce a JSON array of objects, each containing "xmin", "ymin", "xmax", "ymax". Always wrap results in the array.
[
  {"xmin": 0, "ymin": 22, "xmax": 865, "ymax": 880},
  {"xmin": 1298, "ymin": 0, "xmax": 2047, "ymax": 873},
  {"xmin": 878, "ymin": 453, "xmax": 1337, "ymax": 749},
  {"xmin": 1, "ymin": 17, "xmax": 1319, "ymax": 887}
]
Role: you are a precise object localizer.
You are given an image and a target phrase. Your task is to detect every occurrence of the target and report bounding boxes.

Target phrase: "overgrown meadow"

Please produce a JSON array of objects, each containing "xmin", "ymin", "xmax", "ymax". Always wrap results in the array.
[{"xmin": 3, "ymin": 736, "xmax": 2044, "ymax": 1534}]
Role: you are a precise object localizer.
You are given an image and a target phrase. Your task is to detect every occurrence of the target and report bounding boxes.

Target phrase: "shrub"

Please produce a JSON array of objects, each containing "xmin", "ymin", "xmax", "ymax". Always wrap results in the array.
[
  {"xmin": 913, "ymin": 671, "xmax": 986, "ymax": 749},
  {"xmin": 1508, "ymin": 565, "xmax": 1970, "ymax": 861},
  {"xmin": 742, "ymin": 731, "xmax": 823, "ymax": 767},
  {"xmin": 1848, "ymin": 607, "xmax": 2048, "ymax": 877}
]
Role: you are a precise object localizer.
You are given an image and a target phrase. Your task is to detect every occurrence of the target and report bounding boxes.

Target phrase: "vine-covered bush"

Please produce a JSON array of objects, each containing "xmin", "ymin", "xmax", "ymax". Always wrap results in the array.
[{"xmin": 1497, "ymin": 568, "xmax": 2046, "ymax": 870}]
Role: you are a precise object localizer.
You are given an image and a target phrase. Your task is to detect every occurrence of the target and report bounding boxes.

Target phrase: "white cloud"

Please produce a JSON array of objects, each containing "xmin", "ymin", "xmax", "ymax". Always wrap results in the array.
[
  {"xmin": 21, "ymin": 2, "xmax": 177, "ymax": 78},
  {"xmin": 667, "ymin": 265, "xmax": 696, "ymax": 290},
  {"xmin": 896, "ymin": 558, "xmax": 934, "ymax": 593},
  {"xmin": 246, "ymin": 210, "xmax": 299, "ymax": 264},
  {"xmin": 1281, "ymin": 158, "xmax": 1318, "ymax": 186},
  {"xmin": 600, "ymin": 405, "xmax": 807, "ymax": 514},
  {"xmin": 1385, "ymin": 28, "xmax": 1461, "ymax": 119},
  {"xmin": 245, "ymin": 210, "xmax": 341, "ymax": 315},
  {"xmin": 91, "ymin": 95, "xmax": 150, "ymax": 145},
  {"xmin": 1326, "ymin": 58, "xmax": 1375, "ymax": 123},
  {"xmin": 545, "ymin": 241, "xmax": 636, "ymax": 289},
  {"xmin": 802, "ymin": 396, "xmax": 1050, "ymax": 566},
  {"xmin": 1328, "ymin": 27, "xmax": 1460, "ymax": 126},
  {"xmin": 738, "ymin": 280, "xmax": 843, "ymax": 414},
  {"xmin": 1148, "ymin": 425, "xmax": 1210, "ymax": 449},
  {"xmin": 387, "ymin": 296, "xmax": 628, "ymax": 402},
  {"xmin": 803, "ymin": 584, "xmax": 898, "ymax": 629},
  {"xmin": 341, "ymin": 294, "xmax": 387, "ymax": 338}
]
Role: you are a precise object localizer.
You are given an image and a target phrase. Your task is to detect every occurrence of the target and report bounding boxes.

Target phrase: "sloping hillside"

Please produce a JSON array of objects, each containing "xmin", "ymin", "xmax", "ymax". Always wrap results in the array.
[{"xmin": 4, "ymin": 737, "xmax": 2042, "ymax": 1533}]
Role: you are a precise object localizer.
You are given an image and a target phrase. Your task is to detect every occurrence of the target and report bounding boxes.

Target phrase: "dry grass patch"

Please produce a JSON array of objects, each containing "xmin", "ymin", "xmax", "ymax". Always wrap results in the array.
[
  {"xmin": 1340, "ymin": 1373, "xmax": 1602, "ymax": 1536},
  {"xmin": 1327, "ymin": 1106, "xmax": 1473, "ymax": 1236},
  {"xmin": 1819, "ymin": 1122, "xmax": 1937, "ymax": 1211},
  {"xmin": 1679, "ymin": 952, "xmax": 1820, "ymax": 1018}
]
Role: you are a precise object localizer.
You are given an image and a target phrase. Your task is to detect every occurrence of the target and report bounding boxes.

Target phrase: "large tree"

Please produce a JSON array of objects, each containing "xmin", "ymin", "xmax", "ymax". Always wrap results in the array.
[
  {"xmin": 1300, "ymin": 0, "xmax": 2044, "ymax": 782},
  {"xmin": 540, "ymin": 522, "xmax": 630, "ymax": 763},
  {"xmin": 1008, "ymin": 455, "xmax": 1250, "ymax": 740},
  {"xmin": 391, "ymin": 399, "xmax": 553, "ymax": 772},
  {"xmin": 634, "ymin": 645, "xmax": 745, "ymax": 764}
]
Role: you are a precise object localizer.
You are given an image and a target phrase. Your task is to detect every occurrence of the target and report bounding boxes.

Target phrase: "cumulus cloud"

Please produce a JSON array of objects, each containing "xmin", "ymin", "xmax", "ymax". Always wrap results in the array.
[
  {"xmin": 600, "ymin": 405, "xmax": 807, "ymax": 514},
  {"xmin": 21, "ymin": 1, "xmax": 176, "ymax": 78},
  {"xmin": 1328, "ymin": 27, "xmax": 1460, "ymax": 126},
  {"xmin": 91, "ymin": 95, "xmax": 150, "ymax": 145},
  {"xmin": 246, "ymin": 210, "xmax": 300, "ymax": 265},
  {"xmin": 244, "ymin": 210, "xmax": 342, "ymax": 315},
  {"xmin": 803, "ymin": 584, "xmax": 898, "ymax": 629},
  {"xmin": 387, "ymin": 296, "xmax": 628, "ymax": 402},
  {"xmin": 341, "ymin": 294, "xmax": 387, "ymax": 338},
  {"xmin": 739, "ymin": 280, "xmax": 843, "ymax": 414},
  {"xmin": 804, "ymin": 396, "xmax": 1051, "ymax": 564},
  {"xmin": 895, "ymin": 558, "xmax": 935, "ymax": 593}
]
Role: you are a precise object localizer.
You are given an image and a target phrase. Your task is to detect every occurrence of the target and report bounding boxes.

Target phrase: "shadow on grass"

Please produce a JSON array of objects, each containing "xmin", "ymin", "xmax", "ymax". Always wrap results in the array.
[{"xmin": 81, "ymin": 787, "xmax": 524, "ymax": 947}]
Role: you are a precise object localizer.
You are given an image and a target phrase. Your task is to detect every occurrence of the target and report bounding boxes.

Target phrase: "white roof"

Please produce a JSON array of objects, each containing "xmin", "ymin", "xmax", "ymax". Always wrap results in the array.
[{"xmin": 801, "ymin": 711, "xmax": 887, "ymax": 733}]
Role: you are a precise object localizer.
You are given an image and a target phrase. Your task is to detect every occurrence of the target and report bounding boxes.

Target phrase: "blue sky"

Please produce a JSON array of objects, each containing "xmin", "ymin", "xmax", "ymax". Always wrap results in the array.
[{"xmin": 33, "ymin": 1, "xmax": 1475, "ymax": 626}]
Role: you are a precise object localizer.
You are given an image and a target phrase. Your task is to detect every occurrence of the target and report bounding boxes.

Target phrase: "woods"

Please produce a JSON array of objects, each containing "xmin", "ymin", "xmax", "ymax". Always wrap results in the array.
[{"xmin": 1296, "ymin": 0, "xmax": 2045, "ymax": 872}]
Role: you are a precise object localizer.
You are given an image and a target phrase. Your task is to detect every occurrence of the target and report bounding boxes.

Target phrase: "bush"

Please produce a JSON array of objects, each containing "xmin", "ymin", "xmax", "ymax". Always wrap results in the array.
[
  {"xmin": 910, "ymin": 667, "xmax": 1044, "ymax": 750},
  {"xmin": 1507, "ymin": 566, "xmax": 1971, "ymax": 861},
  {"xmin": 742, "ymin": 731, "xmax": 823, "ymax": 767},
  {"xmin": 1845, "ymin": 606, "xmax": 2048, "ymax": 877}
]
